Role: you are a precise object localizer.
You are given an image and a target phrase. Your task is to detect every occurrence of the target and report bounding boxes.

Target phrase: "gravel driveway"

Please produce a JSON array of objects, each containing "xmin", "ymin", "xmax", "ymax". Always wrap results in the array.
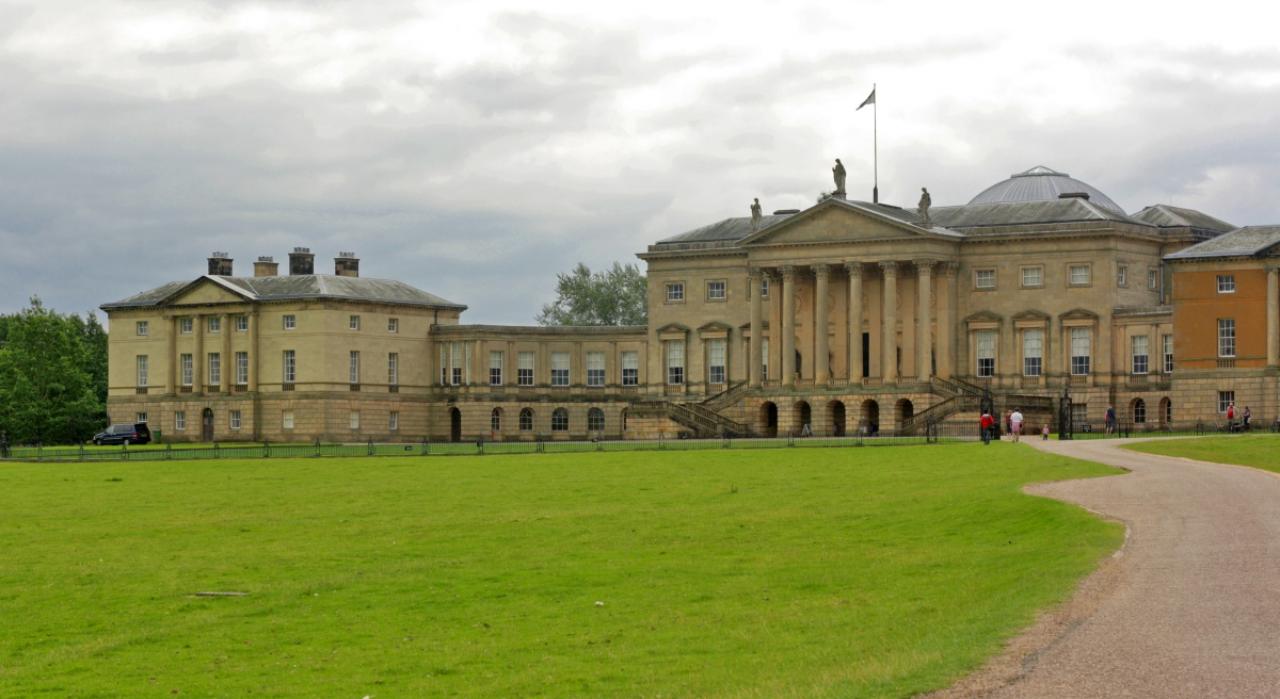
[{"xmin": 932, "ymin": 437, "xmax": 1280, "ymax": 698}]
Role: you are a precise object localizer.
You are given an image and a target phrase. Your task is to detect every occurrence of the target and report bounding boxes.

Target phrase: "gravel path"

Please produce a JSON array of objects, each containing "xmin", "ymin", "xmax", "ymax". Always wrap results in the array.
[{"xmin": 932, "ymin": 437, "xmax": 1280, "ymax": 699}]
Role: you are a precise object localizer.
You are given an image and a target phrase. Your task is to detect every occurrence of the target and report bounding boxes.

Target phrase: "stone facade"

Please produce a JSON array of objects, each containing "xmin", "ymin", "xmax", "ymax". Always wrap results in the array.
[{"xmin": 103, "ymin": 167, "xmax": 1280, "ymax": 441}]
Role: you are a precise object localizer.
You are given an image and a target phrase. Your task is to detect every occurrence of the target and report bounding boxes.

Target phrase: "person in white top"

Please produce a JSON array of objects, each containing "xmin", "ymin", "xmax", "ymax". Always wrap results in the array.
[{"xmin": 1009, "ymin": 408, "xmax": 1025, "ymax": 442}]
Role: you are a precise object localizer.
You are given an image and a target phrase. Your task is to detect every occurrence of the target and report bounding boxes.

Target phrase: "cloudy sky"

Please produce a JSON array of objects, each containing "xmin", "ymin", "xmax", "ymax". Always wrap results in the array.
[{"xmin": 3, "ymin": 0, "xmax": 1280, "ymax": 323}]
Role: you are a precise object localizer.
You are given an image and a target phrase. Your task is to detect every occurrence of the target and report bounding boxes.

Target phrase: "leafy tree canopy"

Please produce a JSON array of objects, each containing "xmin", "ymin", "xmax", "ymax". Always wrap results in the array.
[{"xmin": 536, "ymin": 262, "xmax": 647, "ymax": 326}]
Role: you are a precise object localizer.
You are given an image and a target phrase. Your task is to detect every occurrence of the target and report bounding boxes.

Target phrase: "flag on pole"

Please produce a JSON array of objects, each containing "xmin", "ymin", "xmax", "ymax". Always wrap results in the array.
[{"xmin": 857, "ymin": 87, "xmax": 876, "ymax": 111}]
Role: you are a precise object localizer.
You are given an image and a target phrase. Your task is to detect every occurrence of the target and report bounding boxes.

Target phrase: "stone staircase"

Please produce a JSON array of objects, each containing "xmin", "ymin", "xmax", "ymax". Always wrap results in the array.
[
  {"xmin": 636, "ymin": 382, "xmax": 752, "ymax": 438},
  {"xmin": 899, "ymin": 377, "xmax": 1057, "ymax": 436}
]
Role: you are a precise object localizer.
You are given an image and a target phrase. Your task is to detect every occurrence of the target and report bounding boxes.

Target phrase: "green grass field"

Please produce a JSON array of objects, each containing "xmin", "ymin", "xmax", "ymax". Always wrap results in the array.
[
  {"xmin": 0, "ymin": 444, "xmax": 1121, "ymax": 698},
  {"xmin": 1126, "ymin": 434, "xmax": 1280, "ymax": 473}
]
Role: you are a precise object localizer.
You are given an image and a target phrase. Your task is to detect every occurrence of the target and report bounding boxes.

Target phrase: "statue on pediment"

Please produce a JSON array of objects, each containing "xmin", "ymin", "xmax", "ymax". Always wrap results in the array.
[
  {"xmin": 750, "ymin": 198, "xmax": 762, "ymax": 226},
  {"xmin": 918, "ymin": 187, "xmax": 932, "ymax": 226},
  {"xmin": 832, "ymin": 159, "xmax": 846, "ymax": 196}
]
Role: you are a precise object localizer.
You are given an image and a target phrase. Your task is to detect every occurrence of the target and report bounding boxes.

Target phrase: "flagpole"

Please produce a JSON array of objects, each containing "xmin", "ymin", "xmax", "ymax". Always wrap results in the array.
[{"xmin": 872, "ymin": 82, "xmax": 878, "ymax": 204}]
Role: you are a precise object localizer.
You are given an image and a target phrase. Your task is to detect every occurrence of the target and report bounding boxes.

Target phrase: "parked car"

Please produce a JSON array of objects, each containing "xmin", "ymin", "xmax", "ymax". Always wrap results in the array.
[{"xmin": 92, "ymin": 423, "xmax": 152, "ymax": 446}]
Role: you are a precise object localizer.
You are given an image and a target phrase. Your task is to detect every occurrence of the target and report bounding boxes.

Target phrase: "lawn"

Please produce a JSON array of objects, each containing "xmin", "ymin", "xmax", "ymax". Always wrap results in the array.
[
  {"xmin": 0, "ymin": 444, "xmax": 1122, "ymax": 698},
  {"xmin": 1125, "ymin": 434, "xmax": 1280, "ymax": 473}
]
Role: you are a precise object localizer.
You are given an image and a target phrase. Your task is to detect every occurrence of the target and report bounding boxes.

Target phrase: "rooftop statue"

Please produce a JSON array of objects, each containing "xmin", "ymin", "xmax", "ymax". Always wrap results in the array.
[
  {"xmin": 750, "ymin": 197, "xmax": 762, "ymax": 226},
  {"xmin": 832, "ymin": 159, "xmax": 846, "ymax": 196},
  {"xmin": 918, "ymin": 187, "xmax": 932, "ymax": 226}
]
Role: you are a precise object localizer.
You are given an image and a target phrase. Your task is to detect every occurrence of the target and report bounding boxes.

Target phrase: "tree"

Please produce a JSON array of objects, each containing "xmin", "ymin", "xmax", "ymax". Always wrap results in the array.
[
  {"xmin": 536, "ymin": 262, "xmax": 647, "ymax": 326},
  {"xmin": 0, "ymin": 298, "xmax": 106, "ymax": 444}
]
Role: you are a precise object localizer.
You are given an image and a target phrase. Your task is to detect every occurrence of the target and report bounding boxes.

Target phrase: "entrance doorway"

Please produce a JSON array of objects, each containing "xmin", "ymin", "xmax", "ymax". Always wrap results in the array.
[
  {"xmin": 449, "ymin": 407, "xmax": 462, "ymax": 442},
  {"xmin": 201, "ymin": 407, "xmax": 214, "ymax": 442},
  {"xmin": 761, "ymin": 401, "xmax": 778, "ymax": 437}
]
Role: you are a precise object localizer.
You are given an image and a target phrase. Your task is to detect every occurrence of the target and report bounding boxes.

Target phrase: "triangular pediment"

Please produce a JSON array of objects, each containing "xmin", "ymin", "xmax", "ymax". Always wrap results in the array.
[
  {"xmin": 741, "ymin": 198, "xmax": 955, "ymax": 247},
  {"xmin": 1059, "ymin": 307, "xmax": 1099, "ymax": 321},
  {"xmin": 163, "ymin": 277, "xmax": 254, "ymax": 307},
  {"xmin": 964, "ymin": 310, "xmax": 1004, "ymax": 325},
  {"xmin": 1012, "ymin": 309, "xmax": 1051, "ymax": 322}
]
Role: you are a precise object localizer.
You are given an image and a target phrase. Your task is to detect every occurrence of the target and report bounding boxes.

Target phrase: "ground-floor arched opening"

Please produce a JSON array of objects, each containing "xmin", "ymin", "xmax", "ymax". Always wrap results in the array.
[
  {"xmin": 1159, "ymin": 397, "xmax": 1172, "ymax": 427},
  {"xmin": 449, "ymin": 407, "xmax": 462, "ymax": 442},
  {"xmin": 490, "ymin": 408, "xmax": 502, "ymax": 437},
  {"xmin": 895, "ymin": 399, "xmax": 914, "ymax": 432},
  {"xmin": 760, "ymin": 401, "xmax": 778, "ymax": 437},
  {"xmin": 1132, "ymin": 398, "xmax": 1147, "ymax": 425},
  {"xmin": 201, "ymin": 407, "xmax": 214, "ymax": 442},
  {"xmin": 860, "ymin": 399, "xmax": 879, "ymax": 436},
  {"xmin": 794, "ymin": 400, "xmax": 812, "ymax": 435},
  {"xmin": 829, "ymin": 400, "xmax": 846, "ymax": 436}
]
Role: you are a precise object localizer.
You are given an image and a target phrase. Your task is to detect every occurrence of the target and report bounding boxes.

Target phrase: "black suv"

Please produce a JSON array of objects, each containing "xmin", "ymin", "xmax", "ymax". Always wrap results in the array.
[{"xmin": 92, "ymin": 423, "xmax": 152, "ymax": 446}]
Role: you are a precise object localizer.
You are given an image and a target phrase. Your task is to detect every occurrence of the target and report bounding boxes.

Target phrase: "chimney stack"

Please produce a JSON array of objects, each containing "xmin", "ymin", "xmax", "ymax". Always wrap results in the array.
[
  {"xmin": 207, "ymin": 252, "xmax": 233, "ymax": 276},
  {"xmin": 334, "ymin": 251, "xmax": 360, "ymax": 277},
  {"xmin": 254, "ymin": 256, "xmax": 279, "ymax": 277},
  {"xmin": 288, "ymin": 247, "xmax": 315, "ymax": 275}
]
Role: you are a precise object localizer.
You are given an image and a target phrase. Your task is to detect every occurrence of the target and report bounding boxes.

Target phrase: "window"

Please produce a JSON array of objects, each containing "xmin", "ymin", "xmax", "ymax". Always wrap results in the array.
[
  {"xmin": 1217, "ymin": 275, "xmax": 1236, "ymax": 293},
  {"xmin": 230, "ymin": 410, "xmax": 242, "ymax": 430},
  {"xmin": 283, "ymin": 314, "xmax": 296, "ymax": 330},
  {"xmin": 282, "ymin": 411, "xmax": 294, "ymax": 429},
  {"xmin": 976, "ymin": 330, "xmax": 996, "ymax": 377},
  {"xmin": 1117, "ymin": 265, "xmax": 1128, "ymax": 287},
  {"xmin": 174, "ymin": 411, "xmax": 185, "ymax": 431},
  {"xmin": 135, "ymin": 412, "xmax": 148, "ymax": 424},
  {"xmin": 179, "ymin": 317, "xmax": 193, "ymax": 334},
  {"xmin": 349, "ymin": 351, "xmax": 360, "ymax": 385},
  {"xmin": 551, "ymin": 352, "xmax": 570, "ymax": 387},
  {"xmin": 587, "ymin": 407, "xmax": 605, "ymax": 432},
  {"xmin": 1022, "ymin": 330, "xmax": 1043, "ymax": 377},
  {"xmin": 519, "ymin": 408, "xmax": 534, "ymax": 431},
  {"xmin": 180, "ymin": 353, "xmax": 193, "ymax": 386},
  {"xmin": 283, "ymin": 350, "xmax": 296, "ymax": 383},
  {"xmin": 1218, "ymin": 391, "xmax": 1235, "ymax": 414},
  {"xmin": 518, "ymin": 351, "xmax": 535, "ymax": 386},
  {"xmin": 666, "ymin": 340, "xmax": 685, "ymax": 385},
  {"xmin": 1218, "ymin": 319, "xmax": 1236, "ymax": 358},
  {"xmin": 235, "ymin": 315, "xmax": 248, "ymax": 332},
  {"xmin": 1133, "ymin": 399, "xmax": 1147, "ymax": 424},
  {"xmin": 974, "ymin": 269, "xmax": 996, "ymax": 290},
  {"xmin": 665, "ymin": 282, "xmax": 685, "ymax": 302},
  {"xmin": 135, "ymin": 320, "xmax": 148, "ymax": 336},
  {"xmin": 1147, "ymin": 269, "xmax": 1159, "ymax": 290},
  {"xmin": 208, "ymin": 316, "xmax": 220, "ymax": 333},
  {"xmin": 489, "ymin": 351, "xmax": 504, "ymax": 386},
  {"xmin": 390, "ymin": 411, "xmax": 399, "ymax": 431},
  {"xmin": 349, "ymin": 315, "xmax": 361, "ymax": 331},
  {"xmin": 490, "ymin": 408, "xmax": 501, "ymax": 432},
  {"xmin": 1069, "ymin": 264, "xmax": 1091, "ymax": 286},
  {"xmin": 586, "ymin": 352, "xmax": 606, "ymax": 387},
  {"xmin": 707, "ymin": 338, "xmax": 726, "ymax": 384},
  {"xmin": 621, "ymin": 351, "xmax": 639, "ymax": 386},
  {"xmin": 761, "ymin": 276, "xmax": 770, "ymax": 298},
  {"xmin": 208, "ymin": 353, "xmax": 220, "ymax": 385},
  {"xmin": 235, "ymin": 351, "xmax": 248, "ymax": 385},
  {"xmin": 551, "ymin": 408, "xmax": 569, "ymax": 431},
  {"xmin": 706, "ymin": 280, "xmax": 726, "ymax": 300},
  {"xmin": 1132, "ymin": 335, "xmax": 1149, "ymax": 375},
  {"xmin": 1163, "ymin": 334, "xmax": 1174, "ymax": 373},
  {"xmin": 761, "ymin": 337, "xmax": 769, "ymax": 380},
  {"xmin": 388, "ymin": 353, "xmax": 399, "ymax": 387},
  {"xmin": 1164, "ymin": 400, "xmax": 1173, "ymax": 424},
  {"xmin": 450, "ymin": 342, "xmax": 463, "ymax": 386},
  {"xmin": 388, "ymin": 317, "xmax": 399, "ymax": 333},
  {"xmin": 349, "ymin": 411, "xmax": 360, "ymax": 430},
  {"xmin": 1020, "ymin": 267, "xmax": 1043, "ymax": 288},
  {"xmin": 136, "ymin": 355, "xmax": 149, "ymax": 387},
  {"xmin": 1070, "ymin": 327, "xmax": 1091, "ymax": 375}
]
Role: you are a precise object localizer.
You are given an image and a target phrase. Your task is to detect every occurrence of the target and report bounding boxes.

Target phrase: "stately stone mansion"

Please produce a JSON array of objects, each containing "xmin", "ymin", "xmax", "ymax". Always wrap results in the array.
[{"xmin": 103, "ymin": 165, "xmax": 1280, "ymax": 441}]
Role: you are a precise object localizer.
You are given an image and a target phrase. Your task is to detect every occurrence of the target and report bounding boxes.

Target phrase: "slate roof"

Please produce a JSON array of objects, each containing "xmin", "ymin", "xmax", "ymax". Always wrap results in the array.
[
  {"xmin": 101, "ymin": 274, "xmax": 466, "ymax": 310},
  {"xmin": 656, "ymin": 213, "xmax": 797, "ymax": 245},
  {"xmin": 1130, "ymin": 204, "xmax": 1234, "ymax": 233},
  {"xmin": 930, "ymin": 197, "xmax": 1139, "ymax": 229},
  {"xmin": 1164, "ymin": 225, "xmax": 1280, "ymax": 260},
  {"xmin": 968, "ymin": 165, "xmax": 1126, "ymax": 215}
]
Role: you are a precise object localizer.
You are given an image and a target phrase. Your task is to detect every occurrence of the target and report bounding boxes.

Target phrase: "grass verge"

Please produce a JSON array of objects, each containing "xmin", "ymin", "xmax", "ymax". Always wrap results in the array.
[{"xmin": 1125, "ymin": 434, "xmax": 1280, "ymax": 474}]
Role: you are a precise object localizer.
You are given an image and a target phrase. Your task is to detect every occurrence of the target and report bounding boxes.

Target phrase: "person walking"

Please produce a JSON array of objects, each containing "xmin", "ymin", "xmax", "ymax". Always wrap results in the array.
[
  {"xmin": 1227, "ymin": 402, "xmax": 1236, "ymax": 432},
  {"xmin": 1243, "ymin": 406, "xmax": 1252, "ymax": 431},
  {"xmin": 980, "ymin": 411, "xmax": 994, "ymax": 445},
  {"xmin": 1105, "ymin": 406, "xmax": 1116, "ymax": 435},
  {"xmin": 1010, "ymin": 408, "xmax": 1024, "ymax": 443}
]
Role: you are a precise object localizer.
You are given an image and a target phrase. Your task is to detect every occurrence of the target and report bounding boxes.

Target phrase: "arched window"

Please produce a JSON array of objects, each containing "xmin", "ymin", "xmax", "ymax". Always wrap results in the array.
[
  {"xmin": 620, "ymin": 408, "xmax": 628, "ymax": 432},
  {"xmin": 587, "ymin": 407, "xmax": 605, "ymax": 431},
  {"xmin": 491, "ymin": 408, "xmax": 502, "ymax": 432},
  {"xmin": 1133, "ymin": 399, "xmax": 1147, "ymax": 424},
  {"xmin": 551, "ymin": 408, "xmax": 569, "ymax": 431},
  {"xmin": 519, "ymin": 408, "xmax": 534, "ymax": 431},
  {"xmin": 1163, "ymin": 399, "xmax": 1172, "ymax": 425}
]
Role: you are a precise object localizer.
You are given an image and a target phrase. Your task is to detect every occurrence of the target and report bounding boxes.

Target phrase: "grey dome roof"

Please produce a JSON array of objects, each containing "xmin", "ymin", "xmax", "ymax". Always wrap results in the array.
[{"xmin": 968, "ymin": 165, "xmax": 1124, "ymax": 215}]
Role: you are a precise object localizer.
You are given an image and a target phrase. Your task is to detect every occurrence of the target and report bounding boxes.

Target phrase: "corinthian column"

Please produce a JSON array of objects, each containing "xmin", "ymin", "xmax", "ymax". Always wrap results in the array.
[
  {"xmin": 782, "ymin": 265, "xmax": 797, "ymax": 387},
  {"xmin": 916, "ymin": 260, "xmax": 933, "ymax": 380},
  {"xmin": 748, "ymin": 267, "xmax": 763, "ymax": 387},
  {"xmin": 846, "ymin": 261, "xmax": 863, "ymax": 382},
  {"xmin": 938, "ymin": 262, "xmax": 958, "ymax": 379},
  {"xmin": 880, "ymin": 261, "xmax": 898, "ymax": 383},
  {"xmin": 814, "ymin": 264, "xmax": 830, "ymax": 384}
]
